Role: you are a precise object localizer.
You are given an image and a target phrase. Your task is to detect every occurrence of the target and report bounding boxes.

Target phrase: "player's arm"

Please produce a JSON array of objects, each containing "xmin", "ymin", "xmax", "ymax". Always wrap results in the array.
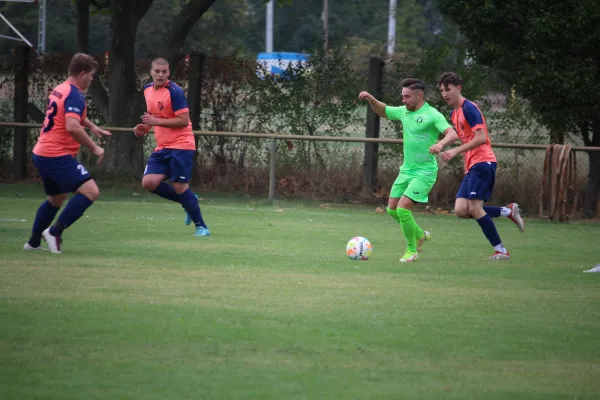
[
  {"xmin": 441, "ymin": 129, "xmax": 487, "ymax": 161},
  {"xmin": 452, "ymin": 129, "xmax": 487, "ymax": 153},
  {"xmin": 141, "ymin": 112, "xmax": 190, "ymax": 128},
  {"xmin": 441, "ymin": 103, "xmax": 488, "ymax": 161},
  {"xmin": 358, "ymin": 91, "xmax": 387, "ymax": 118},
  {"xmin": 66, "ymin": 117, "xmax": 104, "ymax": 159},
  {"xmin": 430, "ymin": 127, "xmax": 460, "ymax": 154},
  {"xmin": 430, "ymin": 111, "xmax": 459, "ymax": 154},
  {"xmin": 83, "ymin": 118, "xmax": 112, "ymax": 138},
  {"xmin": 134, "ymin": 92, "xmax": 153, "ymax": 137}
]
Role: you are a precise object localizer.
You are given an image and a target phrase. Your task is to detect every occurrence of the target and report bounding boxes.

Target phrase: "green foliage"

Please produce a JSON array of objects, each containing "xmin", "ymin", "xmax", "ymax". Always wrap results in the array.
[
  {"xmin": 0, "ymin": 100, "xmax": 13, "ymax": 166},
  {"xmin": 257, "ymin": 47, "xmax": 362, "ymax": 166},
  {"xmin": 2, "ymin": 0, "xmax": 457, "ymax": 61},
  {"xmin": 486, "ymin": 89, "xmax": 547, "ymax": 146},
  {"xmin": 437, "ymin": 0, "xmax": 600, "ymax": 139},
  {"xmin": 198, "ymin": 56, "xmax": 271, "ymax": 166},
  {"xmin": 378, "ymin": 26, "xmax": 497, "ymax": 164}
]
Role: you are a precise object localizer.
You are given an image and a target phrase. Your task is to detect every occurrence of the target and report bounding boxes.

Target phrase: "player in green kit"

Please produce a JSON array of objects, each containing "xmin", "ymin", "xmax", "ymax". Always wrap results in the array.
[{"xmin": 359, "ymin": 79, "xmax": 459, "ymax": 262}]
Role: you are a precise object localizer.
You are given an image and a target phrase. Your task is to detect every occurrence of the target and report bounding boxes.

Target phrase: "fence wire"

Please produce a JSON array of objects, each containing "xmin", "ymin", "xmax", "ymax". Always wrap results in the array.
[{"xmin": 0, "ymin": 50, "xmax": 598, "ymax": 217}]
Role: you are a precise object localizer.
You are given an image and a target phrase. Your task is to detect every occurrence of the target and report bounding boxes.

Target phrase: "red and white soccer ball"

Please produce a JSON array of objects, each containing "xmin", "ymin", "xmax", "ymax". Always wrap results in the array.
[{"xmin": 346, "ymin": 236, "xmax": 372, "ymax": 260}]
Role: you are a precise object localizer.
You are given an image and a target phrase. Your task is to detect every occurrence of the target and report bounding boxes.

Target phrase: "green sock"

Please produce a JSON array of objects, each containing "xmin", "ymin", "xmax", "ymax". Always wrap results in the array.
[
  {"xmin": 415, "ymin": 224, "xmax": 424, "ymax": 240},
  {"xmin": 397, "ymin": 208, "xmax": 418, "ymax": 253},
  {"xmin": 387, "ymin": 207, "xmax": 400, "ymax": 223}
]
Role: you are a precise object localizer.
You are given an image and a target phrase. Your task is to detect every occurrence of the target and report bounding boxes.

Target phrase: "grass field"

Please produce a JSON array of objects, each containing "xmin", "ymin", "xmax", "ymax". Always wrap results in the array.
[{"xmin": 1, "ymin": 183, "xmax": 599, "ymax": 399}]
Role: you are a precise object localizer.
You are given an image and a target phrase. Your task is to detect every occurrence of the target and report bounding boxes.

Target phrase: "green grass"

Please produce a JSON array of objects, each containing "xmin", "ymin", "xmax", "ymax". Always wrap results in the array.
[{"xmin": 1, "ymin": 183, "xmax": 599, "ymax": 399}]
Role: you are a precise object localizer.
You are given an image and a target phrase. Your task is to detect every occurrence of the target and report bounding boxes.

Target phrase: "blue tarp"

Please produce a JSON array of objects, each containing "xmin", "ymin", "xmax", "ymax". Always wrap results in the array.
[{"xmin": 256, "ymin": 52, "xmax": 309, "ymax": 78}]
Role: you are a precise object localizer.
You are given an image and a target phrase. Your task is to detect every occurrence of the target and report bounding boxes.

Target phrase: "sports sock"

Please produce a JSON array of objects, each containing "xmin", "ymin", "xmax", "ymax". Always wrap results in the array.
[
  {"xmin": 493, "ymin": 243, "xmax": 508, "ymax": 253},
  {"xmin": 49, "ymin": 194, "xmax": 94, "ymax": 236},
  {"xmin": 28, "ymin": 200, "xmax": 60, "ymax": 247},
  {"xmin": 397, "ymin": 208, "xmax": 418, "ymax": 253},
  {"xmin": 152, "ymin": 182, "xmax": 180, "ymax": 203},
  {"xmin": 476, "ymin": 214, "xmax": 504, "ymax": 250},
  {"xmin": 414, "ymin": 224, "xmax": 424, "ymax": 241},
  {"xmin": 179, "ymin": 189, "xmax": 207, "ymax": 228},
  {"xmin": 483, "ymin": 206, "xmax": 512, "ymax": 218},
  {"xmin": 387, "ymin": 207, "xmax": 399, "ymax": 222}
]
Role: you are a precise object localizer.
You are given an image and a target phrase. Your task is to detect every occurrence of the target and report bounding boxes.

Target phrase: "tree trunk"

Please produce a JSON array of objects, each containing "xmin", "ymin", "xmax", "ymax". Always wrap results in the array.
[
  {"xmin": 102, "ymin": 1, "xmax": 152, "ymax": 178},
  {"xmin": 76, "ymin": 0, "xmax": 110, "ymax": 119},
  {"xmin": 76, "ymin": 0, "xmax": 89, "ymax": 53},
  {"xmin": 363, "ymin": 57, "xmax": 383, "ymax": 192},
  {"xmin": 74, "ymin": 0, "xmax": 216, "ymax": 179},
  {"xmin": 583, "ymin": 126, "xmax": 600, "ymax": 218},
  {"xmin": 549, "ymin": 126, "xmax": 564, "ymax": 144}
]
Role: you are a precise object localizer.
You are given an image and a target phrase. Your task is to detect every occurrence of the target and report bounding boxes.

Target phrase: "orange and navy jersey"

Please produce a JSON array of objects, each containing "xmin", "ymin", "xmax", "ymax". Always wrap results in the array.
[
  {"xmin": 33, "ymin": 81, "xmax": 87, "ymax": 157},
  {"xmin": 450, "ymin": 99, "xmax": 496, "ymax": 173},
  {"xmin": 143, "ymin": 81, "xmax": 195, "ymax": 151}
]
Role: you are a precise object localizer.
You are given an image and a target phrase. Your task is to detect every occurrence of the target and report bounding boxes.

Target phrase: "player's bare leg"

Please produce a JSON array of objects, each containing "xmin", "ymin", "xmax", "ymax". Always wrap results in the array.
[
  {"xmin": 454, "ymin": 198, "xmax": 471, "ymax": 218},
  {"xmin": 142, "ymin": 173, "xmax": 171, "ymax": 195}
]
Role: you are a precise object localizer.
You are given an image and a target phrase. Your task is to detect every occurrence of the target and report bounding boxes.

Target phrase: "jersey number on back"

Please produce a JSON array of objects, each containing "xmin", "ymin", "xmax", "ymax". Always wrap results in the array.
[{"xmin": 42, "ymin": 101, "xmax": 58, "ymax": 133}]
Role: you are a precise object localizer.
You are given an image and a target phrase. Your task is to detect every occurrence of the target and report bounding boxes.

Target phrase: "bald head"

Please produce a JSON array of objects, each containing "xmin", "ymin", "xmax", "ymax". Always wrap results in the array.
[{"xmin": 150, "ymin": 57, "xmax": 170, "ymax": 88}]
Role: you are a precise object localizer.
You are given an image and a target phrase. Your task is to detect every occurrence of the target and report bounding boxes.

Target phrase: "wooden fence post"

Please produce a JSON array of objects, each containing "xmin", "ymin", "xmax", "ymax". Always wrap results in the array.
[
  {"xmin": 362, "ymin": 57, "xmax": 384, "ymax": 193},
  {"xmin": 187, "ymin": 53, "xmax": 205, "ymax": 184},
  {"xmin": 13, "ymin": 46, "xmax": 30, "ymax": 181}
]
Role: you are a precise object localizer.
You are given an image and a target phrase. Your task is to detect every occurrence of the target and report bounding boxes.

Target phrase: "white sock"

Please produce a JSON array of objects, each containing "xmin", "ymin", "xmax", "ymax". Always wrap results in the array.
[
  {"xmin": 500, "ymin": 207, "xmax": 511, "ymax": 217},
  {"xmin": 493, "ymin": 244, "xmax": 508, "ymax": 253}
]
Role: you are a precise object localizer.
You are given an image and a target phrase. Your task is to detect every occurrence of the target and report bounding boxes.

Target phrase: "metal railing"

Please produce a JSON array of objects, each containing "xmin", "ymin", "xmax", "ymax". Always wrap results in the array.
[{"xmin": 2, "ymin": 121, "xmax": 600, "ymax": 204}]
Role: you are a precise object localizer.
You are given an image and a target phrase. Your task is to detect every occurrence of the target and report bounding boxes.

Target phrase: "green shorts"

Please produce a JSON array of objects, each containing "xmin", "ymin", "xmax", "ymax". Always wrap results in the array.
[{"xmin": 390, "ymin": 170, "xmax": 437, "ymax": 203}]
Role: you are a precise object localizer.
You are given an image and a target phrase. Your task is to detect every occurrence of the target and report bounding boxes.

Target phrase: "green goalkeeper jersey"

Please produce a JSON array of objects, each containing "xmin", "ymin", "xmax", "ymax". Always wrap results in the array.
[{"xmin": 385, "ymin": 102, "xmax": 451, "ymax": 173}]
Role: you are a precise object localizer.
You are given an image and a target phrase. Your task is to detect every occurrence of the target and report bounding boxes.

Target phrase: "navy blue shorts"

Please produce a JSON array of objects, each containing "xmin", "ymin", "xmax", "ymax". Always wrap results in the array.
[
  {"xmin": 32, "ymin": 154, "xmax": 92, "ymax": 196},
  {"xmin": 456, "ymin": 161, "xmax": 497, "ymax": 202},
  {"xmin": 144, "ymin": 149, "xmax": 195, "ymax": 183}
]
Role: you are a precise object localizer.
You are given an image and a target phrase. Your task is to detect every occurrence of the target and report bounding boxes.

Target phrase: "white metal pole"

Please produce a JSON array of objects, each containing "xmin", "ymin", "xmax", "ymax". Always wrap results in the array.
[
  {"xmin": 266, "ymin": 0, "xmax": 273, "ymax": 52},
  {"xmin": 387, "ymin": 0, "xmax": 397, "ymax": 57},
  {"xmin": 38, "ymin": 0, "xmax": 46, "ymax": 52}
]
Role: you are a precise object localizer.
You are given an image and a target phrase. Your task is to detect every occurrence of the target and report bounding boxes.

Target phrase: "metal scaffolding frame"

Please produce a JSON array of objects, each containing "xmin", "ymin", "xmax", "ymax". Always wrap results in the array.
[{"xmin": 0, "ymin": 0, "xmax": 46, "ymax": 52}]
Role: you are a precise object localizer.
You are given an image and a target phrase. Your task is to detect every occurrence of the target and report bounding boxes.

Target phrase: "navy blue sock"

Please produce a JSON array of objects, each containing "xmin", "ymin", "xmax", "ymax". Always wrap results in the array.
[
  {"xmin": 152, "ymin": 182, "xmax": 180, "ymax": 203},
  {"xmin": 179, "ymin": 189, "xmax": 206, "ymax": 228},
  {"xmin": 49, "ymin": 194, "xmax": 94, "ymax": 236},
  {"xmin": 476, "ymin": 214, "xmax": 502, "ymax": 247},
  {"xmin": 483, "ymin": 206, "xmax": 501, "ymax": 218},
  {"xmin": 29, "ymin": 200, "xmax": 60, "ymax": 247}
]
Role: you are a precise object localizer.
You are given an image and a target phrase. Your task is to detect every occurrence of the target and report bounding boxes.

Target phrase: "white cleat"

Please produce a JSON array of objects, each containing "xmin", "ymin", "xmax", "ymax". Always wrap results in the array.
[
  {"xmin": 23, "ymin": 243, "xmax": 45, "ymax": 251},
  {"xmin": 507, "ymin": 203, "xmax": 525, "ymax": 232},
  {"xmin": 42, "ymin": 228, "xmax": 62, "ymax": 254},
  {"xmin": 489, "ymin": 251, "xmax": 510, "ymax": 261},
  {"xmin": 400, "ymin": 252, "xmax": 419, "ymax": 263},
  {"xmin": 584, "ymin": 264, "xmax": 600, "ymax": 273}
]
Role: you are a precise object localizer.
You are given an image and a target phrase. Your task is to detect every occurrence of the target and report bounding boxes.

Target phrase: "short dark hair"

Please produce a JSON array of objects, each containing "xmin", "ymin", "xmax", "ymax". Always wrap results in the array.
[
  {"xmin": 151, "ymin": 57, "xmax": 169, "ymax": 68},
  {"xmin": 438, "ymin": 72, "xmax": 463, "ymax": 87},
  {"xmin": 402, "ymin": 78, "xmax": 426, "ymax": 91},
  {"xmin": 68, "ymin": 53, "xmax": 98, "ymax": 76}
]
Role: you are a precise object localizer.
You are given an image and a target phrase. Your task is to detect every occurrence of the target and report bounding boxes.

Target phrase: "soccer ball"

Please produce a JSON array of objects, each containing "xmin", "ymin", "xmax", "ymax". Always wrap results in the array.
[{"xmin": 346, "ymin": 236, "xmax": 372, "ymax": 260}]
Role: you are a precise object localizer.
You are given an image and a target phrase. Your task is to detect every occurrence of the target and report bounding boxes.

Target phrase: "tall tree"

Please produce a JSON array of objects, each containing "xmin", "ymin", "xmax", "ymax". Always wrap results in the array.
[
  {"xmin": 76, "ymin": 0, "xmax": 301, "ymax": 177},
  {"xmin": 76, "ymin": 0, "xmax": 218, "ymax": 177},
  {"xmin": 438, "ymin": 0, "xmax": 600, "ymax": 217}
]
